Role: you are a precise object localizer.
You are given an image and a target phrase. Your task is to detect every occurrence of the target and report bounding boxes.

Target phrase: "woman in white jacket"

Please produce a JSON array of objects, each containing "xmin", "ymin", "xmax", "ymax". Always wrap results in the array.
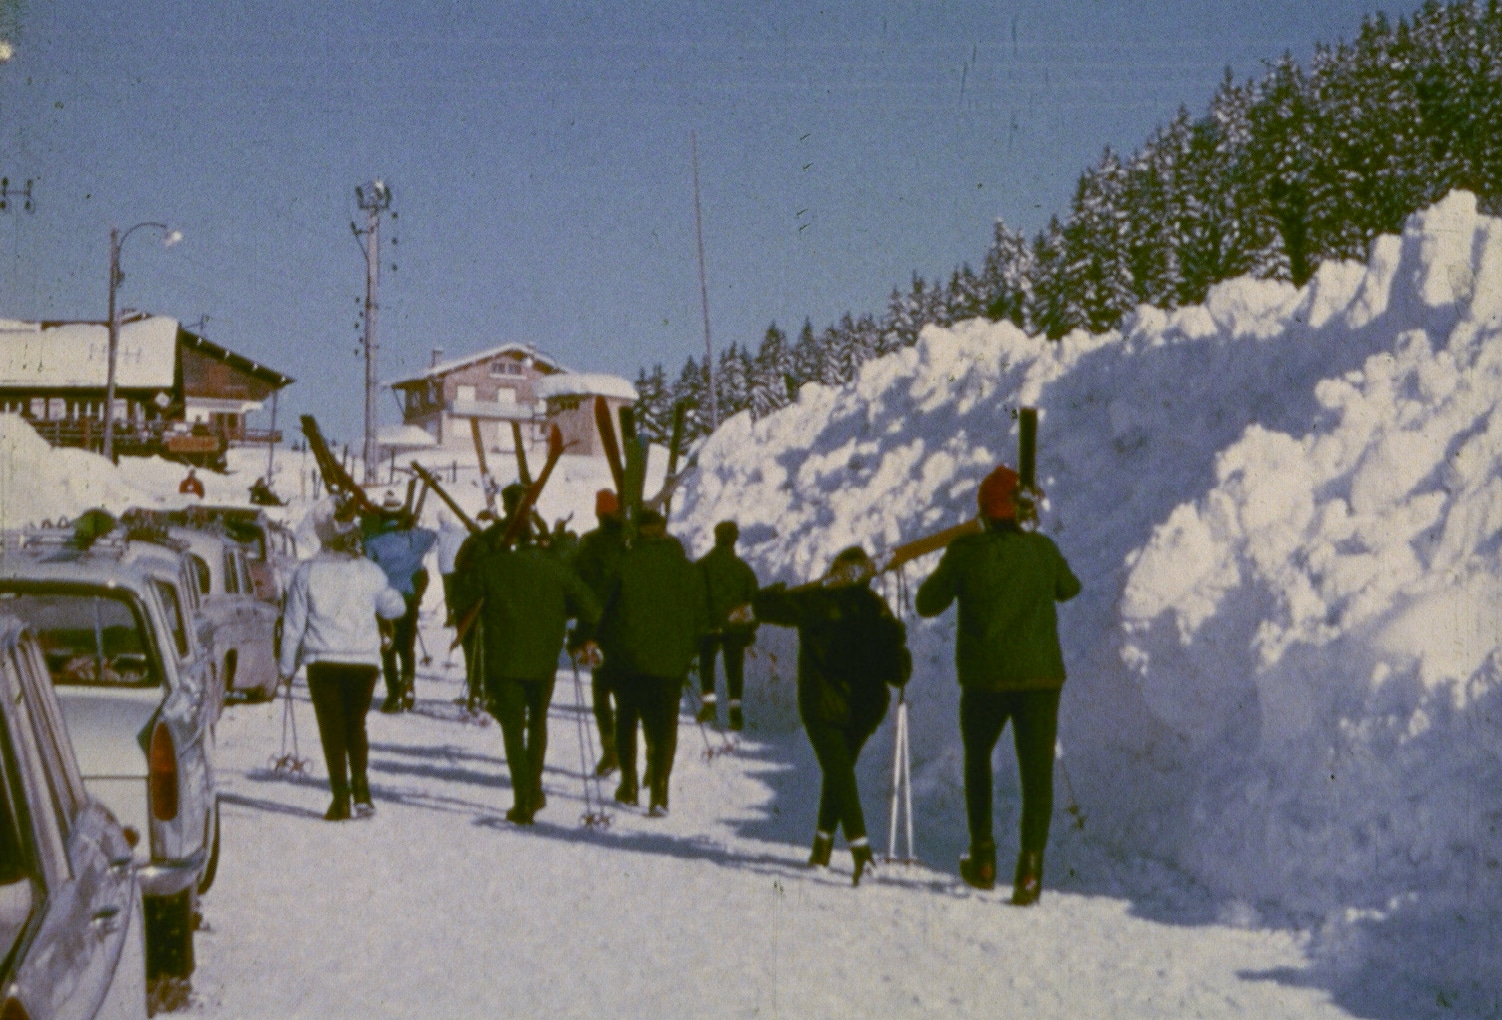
[{"xmin": 279, "ymin": 501, "xmax": 407, "ymax": 820}]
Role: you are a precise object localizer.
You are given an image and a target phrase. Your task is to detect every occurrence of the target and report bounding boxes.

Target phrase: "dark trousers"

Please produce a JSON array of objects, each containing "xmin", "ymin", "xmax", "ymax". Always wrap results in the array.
[
  {"xmin": 615, "ymin": 673, "xmax": 681, "ymax": 808},
  {"xmin": 592, "ymin": 667, "xmax": 617, "ymax": 753},
  {"xmin": 698, "ymin": 633, "xmax": 749, "ymax": 701},
  {"xmin": 486, "ymin": 674, "xmax": 556, "ymax": 812},
  {"xmin": 382, "ymin": 594, "xmax": 421, "ymax": 702},
  {"xmin": 803, "ymin": 716, "xmax": 874, "ymax": 842},
  {"xmin": 960, "ymin": 687, "xmax": 1061, "ymax": 856},
  {"xmin": 307, "ymin": 662, "xmax": 380, "ymax": 797}
]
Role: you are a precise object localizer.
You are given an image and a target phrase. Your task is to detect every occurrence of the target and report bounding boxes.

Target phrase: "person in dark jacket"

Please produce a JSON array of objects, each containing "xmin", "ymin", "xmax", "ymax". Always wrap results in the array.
[
  {"xmin": 451, "ymin": 488, "xmax": 600, "ymax": 825},
  {"xmin": 364, "ymin": 492, "xmax": 438, "ymax": 713},
  {"xmin": 595, "ymin": 508, "xmax": 708, "ymax": 816},
  {"xmin": 571, "ymin": 490, "xmax": 628, "ymax": 775},
  {"xmin": 915, "ymin": 464, "xmax": 1081, "ymax": 905},
  {"xmin": 695, "ymin": 520, "xmax": 760, "ymax": 730},
  {"xmin": 753, "ymin": 546, "xmax": 908, "ymax": 886}
]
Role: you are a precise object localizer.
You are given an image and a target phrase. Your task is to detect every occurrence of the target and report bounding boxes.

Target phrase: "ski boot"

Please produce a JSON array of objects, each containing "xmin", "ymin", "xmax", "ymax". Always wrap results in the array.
[
  {"xmin": 850, "ymin": 839, "xmax": 875, "ymax": 886},
  {"xmin": 594, "ymin": 733, "xmax": 619, "ymax": 776},
  {"xmin": 1010, "ymin": 851, "xmax": 1043, "ymax": 906},
  {"xmin": 727, "ymin": 701, "xmax": 744, "ymax": 731},
  {"xmin": 696, "ymin": 694, "xmax": 717, "ymax": 724},
  {"xmin": 324, "ymin": 785, "xmax": 351, "ymax": 822},
  {"xmin": 808, "ymin": 831, "xmax": 834, "ymax": 868},
  {"xmin": 613, "ymin": 777, "xmax": 639, "ymax": 806},
  {"xmin": 351, "ymin": 775, "xmax": 376, "ymax": 820},
  {"xmin": 960, "ymin": 841, "xmax": 996, "ymax": 891},
  {"xmin": 505, "ymin": 804, "xmax": 535, "ymax": 826}
]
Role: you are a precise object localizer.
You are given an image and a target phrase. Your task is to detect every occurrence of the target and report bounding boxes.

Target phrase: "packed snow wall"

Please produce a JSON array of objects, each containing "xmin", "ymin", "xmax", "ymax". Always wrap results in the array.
[{"xmin": 676, "ymin": 192, "xmax": 1501, "ymax": 932}]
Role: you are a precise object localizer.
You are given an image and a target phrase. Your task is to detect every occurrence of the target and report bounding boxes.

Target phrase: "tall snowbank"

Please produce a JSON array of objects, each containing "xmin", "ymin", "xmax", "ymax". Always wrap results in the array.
[{"xmin": 677, "ymin": 192, "xmax": 1500, "ymax": 996}]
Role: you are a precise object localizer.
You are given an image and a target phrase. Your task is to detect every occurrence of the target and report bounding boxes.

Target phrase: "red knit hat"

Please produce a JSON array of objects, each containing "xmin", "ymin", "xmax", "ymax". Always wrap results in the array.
[
  {"xmin": 595, "ymin": 489, "xmax": 620, "ymax": 516},
  {"xmin": 977, "ymin": 465, "xmax": 1020, "ymax": 521}
]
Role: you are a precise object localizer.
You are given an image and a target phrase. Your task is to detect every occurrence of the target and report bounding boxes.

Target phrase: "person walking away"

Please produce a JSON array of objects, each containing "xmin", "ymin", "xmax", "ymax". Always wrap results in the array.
[
  {"xmin": 594, "ymin": 509, "xmax": 707, "ymax": 816},
  {"xmin": 695, "ymin": 520, "xmax": 760, "ymax": 730},
  {"xmin": 279, "ymin": 500, "xmax": 407, "ymax": 820},
  {"xmin": 753, "ymin": 546, "xmax": 909, "ymax": 886},
  {"xmin": 452, "ymin": 486, "xmax": 600, "ymax": 824},
  {"xmin": 914, "ymin": 464, "xmax": 1080, "ymax": 905},
  {"xmin": 571, "ymin": 489, "xmax": 628, "ymax": 775},
  {"xmin": 364, "ymin": 492, "xmax": 438, "ymax": 712},
  {"xmin": 178, "ymin": 468, "xmax": 204, "ymax": 499}
]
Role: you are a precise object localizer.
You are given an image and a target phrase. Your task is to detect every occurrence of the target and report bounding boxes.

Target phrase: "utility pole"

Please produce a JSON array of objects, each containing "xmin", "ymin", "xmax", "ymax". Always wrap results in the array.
[
  {"xmin": 353, "ymin": 179, "xmax": 392, "ymax": 484},
  {"xmin": 691, "ymin": 132, "xmax": 717, "ymax": 431}
]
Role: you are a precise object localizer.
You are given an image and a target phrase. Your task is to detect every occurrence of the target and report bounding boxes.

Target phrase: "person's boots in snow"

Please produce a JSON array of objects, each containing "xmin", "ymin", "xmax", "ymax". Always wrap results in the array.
[
  {"xmin": 614, "ymin": 776, "xmax": 639, "ymax": 806},
  {"xmin": 727, "ymin": 700, "xmax": 744, "ymax": 731},
  {"xmin": 325, "ymin": 785, "xmax": 351, "ymax": 822},
  {"xmin": 696, "ymin": 693, "xmax": 716, "ymax": 724},
  {"xmin": 1011, "ymin": 850, "xmax": 1043, "ymax": 906},
  {"xmin": 351, "ymin": 775, "xmax": 375, "ymax": 819},
  {"xmin": 808, "ymin": 830, "xmax": 834, "ymax": 868},
  {"xmin": 960, "ymin": 840, "xmax": 997, "ymax": 891},
  {"xmin": 850, "ymin": 839, "xmax": 875, "ymax": 886}
]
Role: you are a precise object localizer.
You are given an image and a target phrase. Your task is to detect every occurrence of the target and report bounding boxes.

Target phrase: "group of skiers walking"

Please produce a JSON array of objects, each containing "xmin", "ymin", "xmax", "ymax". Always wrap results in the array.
[{"xmin": 276, "ymin": 460, "xmax": 1078, "ymax": 903}]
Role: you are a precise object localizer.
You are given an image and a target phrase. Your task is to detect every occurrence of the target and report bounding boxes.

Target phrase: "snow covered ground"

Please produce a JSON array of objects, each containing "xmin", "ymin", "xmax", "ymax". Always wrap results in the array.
[{"xmin": 0, "ymin": 192, "xmax": 1497, "ymax": 1017}]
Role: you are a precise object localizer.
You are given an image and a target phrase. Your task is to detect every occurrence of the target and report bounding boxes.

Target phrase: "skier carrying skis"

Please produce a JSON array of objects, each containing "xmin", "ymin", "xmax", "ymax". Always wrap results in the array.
[
  {"xmin": 571, "ymin": 489, "xmax": 628, "ymax": 775},
  {"xmin": 592, "ymin": 507, "xmax": 707, "ymax": 816},
  {"xmin": 695, "ymin": 520, "xmax": 760, "ymax": 731},
  {"xmin": 279, "ymin": 499, "xmax": 407, "ymax": 820},
  {"xmin": 364, "ymin": 491, "xmax": 438, "ymax": 712},
  {"xmin": 752, "ymin": 547, "xmax": 910, "ymax": 886},
  {"xmin": 914, "ymin": 464, "xmax": 1080, "ymax": 905},
  {"xmin": 452, "ymin": 483, "xmax": 601, "ymax": 824}
]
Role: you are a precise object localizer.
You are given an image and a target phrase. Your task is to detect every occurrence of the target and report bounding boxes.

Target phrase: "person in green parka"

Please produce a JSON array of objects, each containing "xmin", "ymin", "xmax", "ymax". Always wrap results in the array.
[
  {"xmin": 453, "ymin": 484, "xmax": 601, "ymax": 825},
  {"xmin": 595, "ymin": 508, "xmax": 708, "ymax": 816},
  {"xmin": 695, "ymin": 520, "xmax": 760, "ymax": 730},
  {"xmin": 571, "ymin": 489, "xmax": 629, "ymax": 776},
  {"xmin": 753, "ymin": 546, "xmax": 909, "ymax": 886},
  {"xmin": 915, "ymin": 464, "xmax": 1081, "ymax": 905}
]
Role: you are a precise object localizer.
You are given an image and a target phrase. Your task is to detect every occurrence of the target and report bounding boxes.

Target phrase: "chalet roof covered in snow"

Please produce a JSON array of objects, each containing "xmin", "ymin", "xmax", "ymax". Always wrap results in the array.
[
  {"xmin": 386, "ymin": 342, "xmax": 568, "ymax": 388},
  {"xmin": 534, "ymin": 371, "xmax": 636, "ymax": 402}
]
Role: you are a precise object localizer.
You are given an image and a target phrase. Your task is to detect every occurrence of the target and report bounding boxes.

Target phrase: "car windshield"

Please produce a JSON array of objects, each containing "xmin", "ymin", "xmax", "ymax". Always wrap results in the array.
[{"xmin": 0, "ymin": 589, "xmax": 159, "ymax": 688}]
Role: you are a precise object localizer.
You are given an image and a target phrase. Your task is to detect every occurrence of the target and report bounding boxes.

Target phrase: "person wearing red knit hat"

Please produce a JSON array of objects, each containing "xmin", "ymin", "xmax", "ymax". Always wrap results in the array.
[{"xmin": 915, "ymin": 463, "xmax": 1080, "ymax": 905}]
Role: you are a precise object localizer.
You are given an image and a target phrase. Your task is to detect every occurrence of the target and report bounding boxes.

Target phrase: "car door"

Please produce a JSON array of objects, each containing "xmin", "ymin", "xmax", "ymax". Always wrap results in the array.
[
  {"xmin": 0, "ymin": 632, "xmax": 144, "ymax": 1020},
  {"xmin": 226, "ymin": 548, "xmax": 278, "ymax": 695}
]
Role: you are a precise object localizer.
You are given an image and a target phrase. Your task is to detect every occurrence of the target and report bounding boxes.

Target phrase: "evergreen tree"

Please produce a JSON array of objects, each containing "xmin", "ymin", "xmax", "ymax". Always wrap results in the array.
[
  {"xmin": 632, "ymin": 364, "xmax": 671, "ymax": 444},
  {"xmin": 980, "ymin": 220, "xmax": 1034, "ymax": 329},
  {"xmin": 1060, "ymin": 148, "xmax": 1134, "ymax": 332},
  {"xmin": 1027, "ymin": 218, "xmax": 1072, "ymax": 340},
  {"xmin": 750, "ymin": 322, "xmax": 792, "ymax": 420},
  {"xmin": 715, "ymin": 343, "xmax": 752, "ymax": 421},
  {"xmin": 791, "ymin": 318, "xmax": 822, "ymax": 391},
  {"xmin": 672, "ymin": 356, "xmax": 710, "ymax": 441}
]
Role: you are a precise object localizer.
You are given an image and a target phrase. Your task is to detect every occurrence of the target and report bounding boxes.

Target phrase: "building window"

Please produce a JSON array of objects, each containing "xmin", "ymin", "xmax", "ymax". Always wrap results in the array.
[{"xmin": 489, "ymin": 360, "xmax": 524, "ymax": 378}]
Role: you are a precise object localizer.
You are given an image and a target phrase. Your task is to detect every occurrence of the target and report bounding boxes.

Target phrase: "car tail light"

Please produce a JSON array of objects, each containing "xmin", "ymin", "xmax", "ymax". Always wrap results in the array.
[
  {"xmin": 1, "ymin": 997, "xmax": 31, "ymax": 1020},
  {"xmin": 149, "ymin": 722, "xmax": 179, "ymax": 821}
]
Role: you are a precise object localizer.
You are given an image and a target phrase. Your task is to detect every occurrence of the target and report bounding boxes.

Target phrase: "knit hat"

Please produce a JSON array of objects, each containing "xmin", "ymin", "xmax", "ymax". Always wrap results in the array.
[
  {"xmin": 977, "ymin": 465, "xmax": 1020, "ymax": 521},
  {"xmin": 713, "ymin": 520, "xmax": 739, "ymax": 545},
  {"xmin": 596, "ymin": 489, "xmax": 620, "ymax": 516}
]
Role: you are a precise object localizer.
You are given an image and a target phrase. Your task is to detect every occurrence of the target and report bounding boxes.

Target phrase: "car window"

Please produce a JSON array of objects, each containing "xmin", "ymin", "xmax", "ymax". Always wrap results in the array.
[
  {"xmin": 0, "ymin": 723, "xmax": 38, "ymax": 964},
  {"xmin": 152, "ymin": 581, "xmax": 190, "ymax": 657},
  {"xmin": 222, "ymin": 548, "xmax": 241, "ymax": 595},
  {"xmin": 189, "ymin": 553, "xmax": 212, "ymax": 596},
  {"xmin": 0, "ymin": 591, "xmax": 160, "ymax": 688},
  {"xmin": 14, "ymin": 642, "xmax": 87, "ymax": 822}
]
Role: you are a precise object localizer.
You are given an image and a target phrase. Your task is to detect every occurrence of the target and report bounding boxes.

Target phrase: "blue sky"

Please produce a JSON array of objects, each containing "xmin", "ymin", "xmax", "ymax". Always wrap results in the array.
[{"xmin": 0, "ymin": 0, "xmax": 1388, "ymax": 444}]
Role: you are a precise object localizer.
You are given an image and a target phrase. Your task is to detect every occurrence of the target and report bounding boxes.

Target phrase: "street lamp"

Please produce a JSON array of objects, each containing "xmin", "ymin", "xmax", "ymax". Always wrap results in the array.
[{"xmin": 103, "ymin": 222, "xmax": 181, "ymax": 461}]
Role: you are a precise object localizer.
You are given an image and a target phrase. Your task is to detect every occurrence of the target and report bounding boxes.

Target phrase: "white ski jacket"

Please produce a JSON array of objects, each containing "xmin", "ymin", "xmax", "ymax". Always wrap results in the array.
[{"xmin": 279, "ymin": 552, "xmax": 407, "ymax": 675}]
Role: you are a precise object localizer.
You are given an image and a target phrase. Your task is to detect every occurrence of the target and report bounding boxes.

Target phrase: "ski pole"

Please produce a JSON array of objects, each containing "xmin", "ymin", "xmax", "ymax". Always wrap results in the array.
[
  {"xmin": 1058, "ymin": 746, "xmax": 1086, "ymax": 830},
  {"xmin": 683, "ymin": 672, "xmax": 716, "ymax": 759},
  {"xmin": 271, "ymin": 673, "xmax": 309, "ymax": 775},
  {"xmin": 570, "ymin": 655, "xmax": 609, "ymax": 827},
  {"xmin": 415, "ymin": 624, "xmax": 433, "ymax": 667}
]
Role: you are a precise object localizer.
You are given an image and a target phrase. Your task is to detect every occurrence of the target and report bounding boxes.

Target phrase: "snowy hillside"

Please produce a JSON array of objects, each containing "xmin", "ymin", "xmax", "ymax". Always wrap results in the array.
[{"xmin": 676, "ymin": 191, "xmax": 1501, "ymax": 1000}]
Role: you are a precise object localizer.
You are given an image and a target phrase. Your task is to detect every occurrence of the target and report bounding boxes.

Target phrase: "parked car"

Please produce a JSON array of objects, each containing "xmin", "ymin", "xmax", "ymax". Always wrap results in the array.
[
  {"xmin": 164, "ymin": 506, "xmax": 297, "ymax": 607},
  {"xmin": 0, "ymin": 614, "xmax": 147, "ymax": 1020},
  {"xmin": 168, "ymin": 525, "xmax": 279, "ymax": 701},
  {"xmin": 0, "ymin": 527, "xmax": 220, "ymax": 999}
]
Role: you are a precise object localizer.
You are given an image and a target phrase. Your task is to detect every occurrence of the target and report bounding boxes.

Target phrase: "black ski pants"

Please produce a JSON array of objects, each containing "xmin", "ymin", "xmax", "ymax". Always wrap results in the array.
[
  {"xmin": 698, "ymin": 633, "xmax": 750, "ymax": 702},
  {"xmin": 614, "ymin": 673, "xmax": 681, "ymax": 808},
  {"xmin": 960, "ymin": 686, "xmax": 1061, "ymax": 857},
  {"xmin": 592, "ymin": 666, "xmax": 618, "ymax": 754},
  {"xmin": 486, "ymin": 674, "xmax": 556, "ymax": 813},
  {"xmin": 381, "ymin": 593, "xmax": 422, "ymax": 703},
  {"xmin": 802, "ymin": 714, "xmax": 875, "ymax": 843},
  {"xmin": 307, "ymin": 662, "xmax": 380, "ymax": 798}
]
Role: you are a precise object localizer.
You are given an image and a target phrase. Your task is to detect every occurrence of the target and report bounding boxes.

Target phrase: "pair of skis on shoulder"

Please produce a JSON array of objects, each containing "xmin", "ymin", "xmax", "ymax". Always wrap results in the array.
[
  {"xmin": 301, "ymin": 414, "xmax": 429, "ymax": 522},
  {"xmin": 593, "ymin": 396, "xmax": 693, "ymax": 527}
]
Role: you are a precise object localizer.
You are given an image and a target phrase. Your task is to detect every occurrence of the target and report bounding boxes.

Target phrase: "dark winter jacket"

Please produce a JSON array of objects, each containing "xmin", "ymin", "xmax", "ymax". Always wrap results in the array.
[
  {"xmin": 572, "ymin": 519, "xmax": 627, "ymax": 601},
  {"xmin": 696, "ymin": 542, "xmax": 760, "ymax": 641},
  {"xmin": 752, "ymin": 583, "xmax": 906, "ymax": 732},
  {"xmin": 454, "ymin": 543, "xmax": 600, "ymax": 681},
  {"xmin": 596, "ymin": 533, "xmax": 708, "ymax": 679},
  {"xmin": 914, "ymin": 520, "xmax": 1080, "ymax": 690}
]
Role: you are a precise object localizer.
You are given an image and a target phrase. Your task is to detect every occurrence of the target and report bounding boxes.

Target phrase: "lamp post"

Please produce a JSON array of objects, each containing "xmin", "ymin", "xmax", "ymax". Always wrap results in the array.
[{"xmin": 103, "ymin": 222, "xmax": 181, "ymax": 461}]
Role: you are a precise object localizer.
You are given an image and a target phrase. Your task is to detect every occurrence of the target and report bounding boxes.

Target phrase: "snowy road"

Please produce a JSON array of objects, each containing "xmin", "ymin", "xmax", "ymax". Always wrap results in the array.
[{"xmin": 183, "ymin": 651, "xmax": 1355, "ymax": 1020}]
